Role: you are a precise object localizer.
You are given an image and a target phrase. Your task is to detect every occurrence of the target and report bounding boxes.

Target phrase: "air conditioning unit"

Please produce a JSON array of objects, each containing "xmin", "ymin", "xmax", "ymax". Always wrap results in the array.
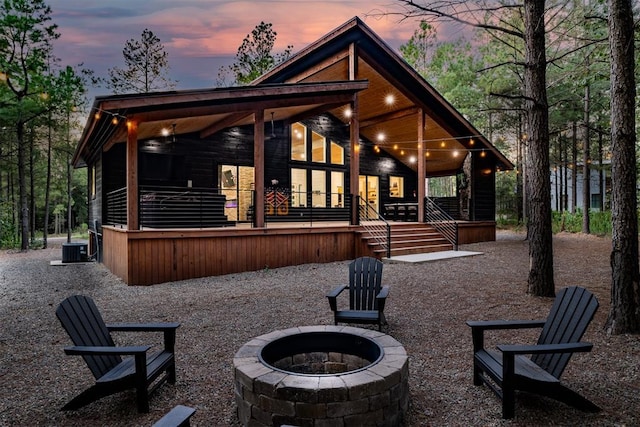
[{"xmin": 62, "ymin": 242, "xmax": 88, "ymax": 263}]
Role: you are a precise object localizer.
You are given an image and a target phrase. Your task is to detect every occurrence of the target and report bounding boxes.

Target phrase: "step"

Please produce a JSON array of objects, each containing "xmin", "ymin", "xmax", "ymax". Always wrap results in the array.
[
  {"xmin": 358, "ymin": 223, "xmax": 454, "ymax": 258},
  {"xmin": 373, "ymin": 244, "xmax": 453, "ymax": 256},
  {"xmin": 360, "ymin": 231, "xmax": 447, "ymax": 241}
]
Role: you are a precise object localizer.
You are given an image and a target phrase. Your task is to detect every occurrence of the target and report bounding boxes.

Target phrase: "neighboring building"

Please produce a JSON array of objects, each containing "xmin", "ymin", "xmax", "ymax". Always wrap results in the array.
[
  {"xmin": 72, "ymin": 17, "xmax": 513, "ymax": 285},
  {"xmin": 550, "ymin": 161, "xmax": 610, "ymax": 212}
]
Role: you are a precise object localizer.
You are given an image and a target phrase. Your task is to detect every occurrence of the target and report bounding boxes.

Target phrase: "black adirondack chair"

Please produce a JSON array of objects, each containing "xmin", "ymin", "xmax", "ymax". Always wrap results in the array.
[
  {"xmin": 152, "ymin": 405, "xmax": 196, "ymax": 427},
  {"xmin": 326, "ymin": 256, "xmax": 389, "ymax": 330},
  {"xmin": 466, "ymin": 286, "xmax": 601, "ymax": 419},
  {"xmin": 56, "ymin": 295, "xmax": 180, "ymax": 413}
]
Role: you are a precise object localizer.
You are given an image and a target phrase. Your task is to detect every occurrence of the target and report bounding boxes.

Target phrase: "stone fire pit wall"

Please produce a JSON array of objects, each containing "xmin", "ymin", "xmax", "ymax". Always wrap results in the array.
[{"xmin": 233, "ymin": 325, "xmax": 409, "ymax": 427}]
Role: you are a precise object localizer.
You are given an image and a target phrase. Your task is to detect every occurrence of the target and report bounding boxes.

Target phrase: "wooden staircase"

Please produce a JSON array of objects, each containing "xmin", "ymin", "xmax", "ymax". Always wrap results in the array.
[{"xmin": 358, "ymin": 222, "xmax": 453, "ymax": 258}]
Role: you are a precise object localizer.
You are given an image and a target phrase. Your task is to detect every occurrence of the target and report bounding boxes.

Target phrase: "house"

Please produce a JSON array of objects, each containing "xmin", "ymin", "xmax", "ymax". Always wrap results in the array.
[
  {"xmin": 550, "ymin": 161, "xmax": 610, "ymax": 212},
  {"xmin": 72, "ymin": 17, "xmax": 513, "ymax": 285}
]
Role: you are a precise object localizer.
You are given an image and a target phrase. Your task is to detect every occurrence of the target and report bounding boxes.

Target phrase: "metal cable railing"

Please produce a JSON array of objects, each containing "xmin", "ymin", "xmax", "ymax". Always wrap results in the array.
[
  {"xmin": 105, "ymin": 187, "xmax": 127, "ymax": 226},
  {"xmin": 424, "ymin": 196, "xmax": 459, "ymax": 250},
  {"xmin": 358, "ymin": 200, "xmax": 392, "ymax": 258},
  {"xmin": 263, "ymin": 190, "xmax": 351, "ymax": 224},
  {"xmin": 139, "ymin": 186, "xmax": 231, "ymax": 228}
]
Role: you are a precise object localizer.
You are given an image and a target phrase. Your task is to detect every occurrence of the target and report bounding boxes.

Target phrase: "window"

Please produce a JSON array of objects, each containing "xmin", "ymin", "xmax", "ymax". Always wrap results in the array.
[
  {"xmin": 330, "ymin": 141, "xmax": 344, "ymax": 165},
  {"xmin": 291, "ymin": 168, "xmax": 307, "ymax": 207},
  {"xmin": 427, "ymin": 176, "xmax": 456, "ymax": 197},
  {"xmin": 90, "ymin": 165, "xmax": 96, "ymax": 199},
  {"xmin": 389, "ymin": 176, "xmax": 404, "ymax": 198},
  {"xmin": 290, "ymin": 123, "xmax": 346, "ymax": 210},
  {"xmin": 219, "ymin": 165, "xmax": 254, "ymax": 222},
  {"xmin": 291, "ymin": 123, "xmax": 307, "ymax": 161},
  {"xmin": 311, "ymin": 170, "xmax": 326, "ymax": 207},
  {"xmin": 359, "ymin": 175, "xmax": 379, "ymax": 217},
  {"xmin": 311, "ymin": 130, "xmax": 326, "ymax": 163},
  {"xmin": 331, "ymin": 171, "xmax": 344, "ymax": 207}
]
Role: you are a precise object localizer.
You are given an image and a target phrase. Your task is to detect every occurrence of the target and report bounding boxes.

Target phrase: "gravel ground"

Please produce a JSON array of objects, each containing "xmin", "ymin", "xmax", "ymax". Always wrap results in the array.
[{"xmin": 0, "ymin": 231, "xmax": 638, "ymax": 426}]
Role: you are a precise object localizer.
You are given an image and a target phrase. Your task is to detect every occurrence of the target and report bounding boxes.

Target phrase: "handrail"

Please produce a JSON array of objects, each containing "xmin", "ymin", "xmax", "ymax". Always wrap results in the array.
[
  {"xmin": 424, "ymin": 196, "xmax": 459, "ymax": 250},
  {"xmin": 358, "ymin": 199, "xmax": 392, "ymax": 258}
]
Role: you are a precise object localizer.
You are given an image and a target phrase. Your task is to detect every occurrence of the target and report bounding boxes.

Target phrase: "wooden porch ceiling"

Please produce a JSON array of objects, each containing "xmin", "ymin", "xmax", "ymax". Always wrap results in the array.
[{"xmin": 257, "ymin": 51, "xmax": 482, "ymax": 174}]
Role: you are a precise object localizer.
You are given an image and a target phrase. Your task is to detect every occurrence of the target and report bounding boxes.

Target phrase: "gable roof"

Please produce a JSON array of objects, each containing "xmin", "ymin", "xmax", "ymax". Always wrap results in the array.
[
  {"xmin": 73, "ymin": 16, "xmax": 512, "ymax": 175},
  {"xmin": 255, "ymin": 17, "xmax": 513, "ymax": 174}
]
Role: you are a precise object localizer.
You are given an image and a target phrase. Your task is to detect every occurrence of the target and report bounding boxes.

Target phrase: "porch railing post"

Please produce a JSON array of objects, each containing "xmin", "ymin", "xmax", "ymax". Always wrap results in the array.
[
  {"xmin": 350, "ymin": 194, "xmax": 360, "ymax": 226},
  {"xmin": 252, "ymin": 190, "xmax": 257, "ymax": 228},
  {"xmin": 386, "ymin": 223, "xmax": 391, "ymax": 258}
]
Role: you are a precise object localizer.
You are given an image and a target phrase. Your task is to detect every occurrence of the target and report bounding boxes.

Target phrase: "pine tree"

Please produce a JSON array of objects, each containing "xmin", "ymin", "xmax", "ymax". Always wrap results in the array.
[
  {"xmin": 108, "ymin": 28, "xmax": 176, "ymax": 94},
  {"xmin": 217, "ymin": 22, "xmax": 293, "ymax": 86}
]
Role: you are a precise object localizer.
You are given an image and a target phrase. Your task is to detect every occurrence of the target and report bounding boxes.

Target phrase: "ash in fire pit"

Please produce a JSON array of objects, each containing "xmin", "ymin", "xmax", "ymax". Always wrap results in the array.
[{"xmin": 233, "ymin": 325, "xmax": 409, "ymax": 427}]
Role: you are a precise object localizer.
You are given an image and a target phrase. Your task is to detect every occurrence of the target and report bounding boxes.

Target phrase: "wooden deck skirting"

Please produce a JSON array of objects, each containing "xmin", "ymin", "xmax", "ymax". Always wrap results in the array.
[{"xmin": 102, "ymin": 221, "xmax": 496, "ymax": 286}]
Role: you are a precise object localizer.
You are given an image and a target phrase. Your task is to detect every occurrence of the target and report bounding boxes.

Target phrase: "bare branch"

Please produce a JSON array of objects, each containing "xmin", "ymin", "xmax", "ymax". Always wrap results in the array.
[{"xmin": 391, "ymin": 0, "xmax": 525, "ymax": 38}]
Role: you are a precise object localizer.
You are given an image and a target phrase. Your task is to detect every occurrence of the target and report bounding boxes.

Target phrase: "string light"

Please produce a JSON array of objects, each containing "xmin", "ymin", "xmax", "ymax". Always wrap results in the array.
[
  {"xmin": 91, "ymin": 107, "xmax": 127, "ymax": 125},
  {"xmin": 384, "ymin": 93, "xmax": 395, "ymax": 106}
]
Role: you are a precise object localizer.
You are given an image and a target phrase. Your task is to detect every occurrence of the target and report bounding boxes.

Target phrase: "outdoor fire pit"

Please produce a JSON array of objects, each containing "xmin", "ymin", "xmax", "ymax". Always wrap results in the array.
[{"xmin": 233, "ymin": 325, "xmax": 409, "ymax": 426}]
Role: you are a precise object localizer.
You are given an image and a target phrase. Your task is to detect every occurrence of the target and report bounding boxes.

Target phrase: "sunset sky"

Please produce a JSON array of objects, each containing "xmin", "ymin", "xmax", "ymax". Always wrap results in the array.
[{"xmin": 46, "ymin": 0, "xmax": 440, "ymax": 97}]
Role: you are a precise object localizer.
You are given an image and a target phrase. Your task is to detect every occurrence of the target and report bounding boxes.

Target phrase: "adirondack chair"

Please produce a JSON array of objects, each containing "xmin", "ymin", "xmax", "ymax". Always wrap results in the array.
[
  {"xmin": 56, "ymin": 295, "xmax": 180, "ymax": 413},
  {"xmin": 152, "ymin": 405, "xmax": 196, "ymax": 427},
  {"xmin": 326, "ymin": 256, "xmax": 389, "ymax": 330},
  {"xmin": 466, "ymin": 286, "xmax": 601, "ymax": 419}
]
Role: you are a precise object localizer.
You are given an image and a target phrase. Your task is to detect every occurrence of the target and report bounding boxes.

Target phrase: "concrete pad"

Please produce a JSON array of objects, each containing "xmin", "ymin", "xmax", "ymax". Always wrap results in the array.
[
  {"xmin": 50, "ymin": 260, "xmax": 94, "ymax": 266},
  {"xmin": 386, "ymin": 250, "xmax": 482, "ymax": 263}
]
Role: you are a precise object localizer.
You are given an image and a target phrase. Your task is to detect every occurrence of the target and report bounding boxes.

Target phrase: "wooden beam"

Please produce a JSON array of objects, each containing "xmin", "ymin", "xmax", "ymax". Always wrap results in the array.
[
  {"xmin": 126, "ymin": 120, "xmax": 139, "ymax": 230},
  {"xmin": 417, "ymin": 109, "xmax": 425, "ymax": 223},
  {"xmin": 350, "ymin": 95, "xmax": 360, "ymax": 225},
  {"xmin": 254, "ymin": 110, "xmax": 265, "ymax": 228},
  {"xmin": 200, "ymin": 112, "xmax": 252, "ymax": 138},
  {"xmin": 100, "ymin": 81, "xmax": 368, "ymax": 110},
  {"xmin": 127, "ymin": 91, "xmax": 363, "ymax": 124},
  {"xmin": 349, "ymin": 43, "xmax": 357, "ymax": 80},
  {"xmin": 349, "ymin": 44, "xmax": 359, "ymax": 225}
]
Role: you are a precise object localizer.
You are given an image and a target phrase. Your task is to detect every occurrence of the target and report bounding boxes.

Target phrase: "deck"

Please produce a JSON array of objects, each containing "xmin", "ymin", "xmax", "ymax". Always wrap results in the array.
[{"xmin": 100, "ymin": 221, "xmax": 495, "ymax": 285}]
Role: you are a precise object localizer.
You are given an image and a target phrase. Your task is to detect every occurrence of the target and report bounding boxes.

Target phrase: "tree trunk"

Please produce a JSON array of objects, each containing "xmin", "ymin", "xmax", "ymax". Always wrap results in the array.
[
  {"xmin": 43, "ymin": 115, "xmax": 53, "ymax": 249},
  {"xmin": 571, "ymin": 122, "xmax": 577, "ymax": 213},
  {"xmin": 524, "ymin": 0, "xmax": 554, "ymax": 297},
  {"xmin": 582, "ymin": 84, "xmax": 590, "ymax": 234},
  {"xmin": 29, "ymin": 126, "xmax": 36, "ymax": 243},
  {"xmin": 607, "ymin": 0, "xmax": 640, "ymax": 334},
  {"xmin": 17, "ymin": 121, "xmax": 29, "ymax": 251}
]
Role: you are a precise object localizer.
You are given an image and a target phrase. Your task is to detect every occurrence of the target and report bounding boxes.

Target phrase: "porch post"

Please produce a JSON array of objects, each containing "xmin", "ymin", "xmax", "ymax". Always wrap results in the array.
[
  {"xmin": 349, "ymin": 96, "xmax": 360, "ymax": 225},
  {"xmin": 417, "ymin": 109, "xmax": 425, "ymax": 223},
  {"xmin": 254, "ymin": 110, "xmax": 265, "ymax": 228},
  {"xmin": 126, "ymin": 120, "xmax": 139, "ymax": 230}
]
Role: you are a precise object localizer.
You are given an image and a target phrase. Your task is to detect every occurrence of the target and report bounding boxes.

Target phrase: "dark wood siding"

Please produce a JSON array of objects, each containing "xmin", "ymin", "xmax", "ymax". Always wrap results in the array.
[
  {"xmin": 472, "ymin": 153, "xmax": 496, "ymax": 220},
  {"xmin": 130, "ymin": 113, "xmax": 418, "ymax": 203}
]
